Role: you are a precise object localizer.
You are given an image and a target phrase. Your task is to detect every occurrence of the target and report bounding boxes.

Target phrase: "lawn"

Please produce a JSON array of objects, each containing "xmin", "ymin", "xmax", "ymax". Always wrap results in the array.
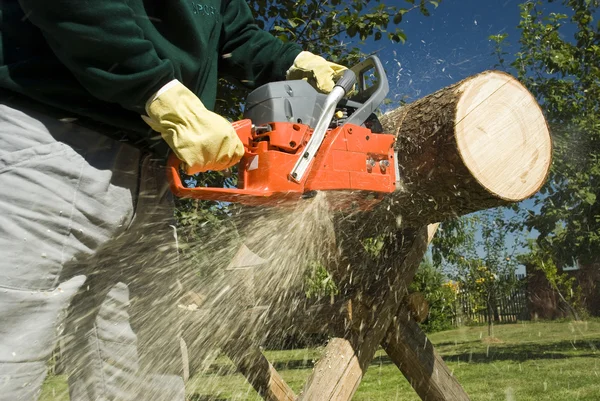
[{"xmin": 41, "ymin": 320, "xmax": 600, "ymax": 400}]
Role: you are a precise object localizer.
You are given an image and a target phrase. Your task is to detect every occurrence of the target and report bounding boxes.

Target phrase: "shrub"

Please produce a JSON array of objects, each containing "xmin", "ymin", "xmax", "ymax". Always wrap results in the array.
[{"xmin": 410, "ymin": 258, "xmax": 457, "ymax": 333}]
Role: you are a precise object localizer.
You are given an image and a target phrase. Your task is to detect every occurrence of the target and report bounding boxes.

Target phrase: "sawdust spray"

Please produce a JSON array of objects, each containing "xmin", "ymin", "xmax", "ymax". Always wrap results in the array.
[{"xmin": 176, "ymin": 192, "xmax": 338, "ymax": 394}]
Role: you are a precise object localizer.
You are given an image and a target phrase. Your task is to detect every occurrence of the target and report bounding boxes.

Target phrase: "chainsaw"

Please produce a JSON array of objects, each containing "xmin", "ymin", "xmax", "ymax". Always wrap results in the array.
[{"xmin": 167, "ymin": 56, "xmax": 399, "ymax": 211}]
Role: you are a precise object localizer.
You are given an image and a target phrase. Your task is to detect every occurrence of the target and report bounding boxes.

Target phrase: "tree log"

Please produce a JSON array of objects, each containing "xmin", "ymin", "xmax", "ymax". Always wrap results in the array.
[
  {"xmin": 379, "ymin": 71, "xmax": 552, "ymax": 225},
  {"xmin": 383, "ymin": 304, "xmax": 470, "ymax": 401}
]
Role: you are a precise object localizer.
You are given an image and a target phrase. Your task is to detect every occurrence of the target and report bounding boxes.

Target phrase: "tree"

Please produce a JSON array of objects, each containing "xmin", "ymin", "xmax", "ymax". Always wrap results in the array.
[
  {"xmin": 518, "ymin": 241, "xmax": 584, "ymax": 319},
  {"xmin": 432, "ymin": 209, "xmax": 520, "ymax": 336},
  {"xmin": 410, "ymin": 257, "xmax": 458, "ymax": 333},
  {"xmin": 491, "ymin": 0, "xmax": 600, "ymax": 267}
]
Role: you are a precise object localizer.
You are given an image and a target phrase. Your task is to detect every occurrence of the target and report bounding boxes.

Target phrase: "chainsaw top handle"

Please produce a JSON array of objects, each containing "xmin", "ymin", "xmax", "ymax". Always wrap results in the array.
[
  {"xmin": 344, "ymin": 55, "xmax": 389, "ymax": 127},
  {"xmin": 243, "ymin": 55, "xmax": 389, "ymax": 130},
  {"xmin": 289, "ymin": 69, "xmax": 357, "ymax": 181}
]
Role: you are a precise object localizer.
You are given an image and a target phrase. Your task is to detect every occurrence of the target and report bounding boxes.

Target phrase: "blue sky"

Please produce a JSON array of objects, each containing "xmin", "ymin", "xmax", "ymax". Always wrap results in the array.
[{"xmin": 365, "ymin": 0, "xmax": 524, "ymax": 103}]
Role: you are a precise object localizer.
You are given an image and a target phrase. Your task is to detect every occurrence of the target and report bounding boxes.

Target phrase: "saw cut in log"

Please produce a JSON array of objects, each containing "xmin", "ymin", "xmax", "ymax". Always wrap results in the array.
[{"xmin": 380, "ymin": 71, "xmax": 552, "ymax": 225}]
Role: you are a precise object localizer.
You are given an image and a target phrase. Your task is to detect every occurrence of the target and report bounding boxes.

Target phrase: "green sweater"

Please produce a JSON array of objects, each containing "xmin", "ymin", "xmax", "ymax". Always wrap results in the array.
[{"xmin": 0, "ymin": 0, "xmax": 302, "ymax": 148}]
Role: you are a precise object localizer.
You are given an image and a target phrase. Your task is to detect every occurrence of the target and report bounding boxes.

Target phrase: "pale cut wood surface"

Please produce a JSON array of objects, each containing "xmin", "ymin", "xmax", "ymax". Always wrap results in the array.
[{"xmin": 455, "ymin": 72, "xmax": 551, "ymax": 200}]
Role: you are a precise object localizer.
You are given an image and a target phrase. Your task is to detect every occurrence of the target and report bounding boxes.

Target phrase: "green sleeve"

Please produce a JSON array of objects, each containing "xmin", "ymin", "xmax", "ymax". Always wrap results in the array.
[
  {"xmin": 17, "ymin": 0, "xmax": 174, "ymax": 113},
  {"xmin": 219, "ymin": 0, "xmax": 302, "ymax": 88}
]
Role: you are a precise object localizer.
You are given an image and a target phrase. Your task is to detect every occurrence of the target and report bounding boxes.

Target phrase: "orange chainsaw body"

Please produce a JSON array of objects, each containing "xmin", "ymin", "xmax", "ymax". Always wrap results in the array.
[{"xmin": 167, "ymin": 119, "xmax": 396, "ymax": 209}]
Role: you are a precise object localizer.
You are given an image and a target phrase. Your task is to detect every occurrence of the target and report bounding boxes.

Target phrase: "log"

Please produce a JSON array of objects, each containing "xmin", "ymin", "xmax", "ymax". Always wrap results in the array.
[
  {"xmin": 379, "ymin": 71, "xmax": 552, "ymax": 225},
  {"xmin": 298, "ymin": 226, "xmax": 430, "ymax": 401},
  {"xmin": 383, "ymin": 304, "xmax": 470, "ymax": 401},
  {"xmin": 223, "ymin": 338, "xmax": 296, "ymax": 401}
]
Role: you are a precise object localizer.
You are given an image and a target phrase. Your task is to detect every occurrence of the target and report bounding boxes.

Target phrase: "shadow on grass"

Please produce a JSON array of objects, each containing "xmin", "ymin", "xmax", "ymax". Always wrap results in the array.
[
  {"xmin": 433, "ymin": 339, "xmax": 481, "ymax": 347},
  {"xmin": 439, "ymin": 339, "xmax": 600, "ymax": 363},
  {"xmin": 198, "ymin": 339, "xmax": 600, "ymax": 379},
  {"xmin": 200, "ymin": 358, "xmax": 315, "ymax": 377},
  {"xmin": 359, "ymin": 339, "xmax": 600, "ymax": 369},
  {"xmin": 187, "ymin": 395, "xmax": 230, "ymax": 401}
]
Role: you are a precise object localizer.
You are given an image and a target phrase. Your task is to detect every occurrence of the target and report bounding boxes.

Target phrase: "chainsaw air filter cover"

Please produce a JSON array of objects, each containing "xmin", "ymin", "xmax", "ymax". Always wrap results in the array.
[{"xmin": 244, "ymin": 79, "xmax": 329, "ymax": 127}]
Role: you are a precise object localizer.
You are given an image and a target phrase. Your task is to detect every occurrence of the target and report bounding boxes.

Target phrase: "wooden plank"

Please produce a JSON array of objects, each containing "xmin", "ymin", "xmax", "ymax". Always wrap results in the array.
[
  {"xmin": 298, "ymin": 225, "xmax": 431, "ymax": 401},
  {"xmin": 380, "ymin": 222, "xmax": 470, "ymax": 401},
  {"xmin": 382, "ymin": 304, "xmax": 471, "ymax": 401},
  {"xmin": 223, "ymin": 338, "xmax": 296, "ymax": 401}
]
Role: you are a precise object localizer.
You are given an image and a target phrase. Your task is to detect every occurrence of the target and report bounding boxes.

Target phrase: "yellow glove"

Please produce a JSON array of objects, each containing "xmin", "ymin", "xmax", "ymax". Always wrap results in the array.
[
  {"xmin": 142, "ymin": 80, "xmax": 245, "ymax": 174},
  {"xmin": 286, "ymin": 51, "xmax": 347, "ymax": 93}
]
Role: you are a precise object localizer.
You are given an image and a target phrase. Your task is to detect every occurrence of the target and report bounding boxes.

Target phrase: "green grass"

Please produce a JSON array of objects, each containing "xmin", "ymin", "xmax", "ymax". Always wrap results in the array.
[{"xmin": 41, "ymin": 320, "xmax": 600, "ymax": 400}]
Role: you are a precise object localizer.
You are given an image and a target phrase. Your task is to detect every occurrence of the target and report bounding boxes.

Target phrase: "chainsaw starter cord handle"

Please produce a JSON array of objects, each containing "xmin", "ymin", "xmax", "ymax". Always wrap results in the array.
[{"xmin": 334, "ymin": 69, "xmax": 357, "ymax": 94}]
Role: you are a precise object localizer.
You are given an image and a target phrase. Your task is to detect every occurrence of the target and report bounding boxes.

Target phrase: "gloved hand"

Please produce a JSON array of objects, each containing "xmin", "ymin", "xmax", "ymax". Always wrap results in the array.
[
  {"xmin": 286, "ymin": 51, "xmax": 347, "ymax": 93},
  {"xmin": 142, "ymin": 80, "xmax": 245, "ymax": 174}
]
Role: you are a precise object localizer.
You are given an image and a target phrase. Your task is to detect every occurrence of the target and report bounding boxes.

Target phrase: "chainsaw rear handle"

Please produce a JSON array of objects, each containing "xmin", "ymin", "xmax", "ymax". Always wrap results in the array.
[
  {"xmin": 166, "ymin": 119, "xmax": 257, "ymax": 197},
  {"xmin": 167, "ymin": 151, "xmax": 274, "ymax": 203},
  {"xmin": 165, "ymin": 118, "xmax": 275, "ymax": 203}
]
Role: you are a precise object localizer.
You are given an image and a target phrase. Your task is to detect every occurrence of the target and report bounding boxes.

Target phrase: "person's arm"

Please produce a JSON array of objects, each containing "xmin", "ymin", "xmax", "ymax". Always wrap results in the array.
[
  {"xmin": 219, "ymin": 0, "xmax": 347, "ymax": 92},
  {"xmin": 18, "ymin": 0, "xmax": 174, "ymax": 112},
  {"xmin": 218, "ymin": 0, "xmax": 302, "ymax": 87}
]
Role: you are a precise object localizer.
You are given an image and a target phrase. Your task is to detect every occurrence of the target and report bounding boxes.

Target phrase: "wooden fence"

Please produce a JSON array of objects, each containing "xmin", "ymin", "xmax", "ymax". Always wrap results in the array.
[{"xmin": 454, "ymin": 286, "xmax": 529, "ymax": 326}]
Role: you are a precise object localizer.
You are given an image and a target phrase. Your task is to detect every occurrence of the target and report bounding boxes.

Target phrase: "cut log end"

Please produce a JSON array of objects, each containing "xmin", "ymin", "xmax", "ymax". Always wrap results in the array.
[
  {"xmin": 380, "ymin": 69, "xmax": 552, "ymax": 224},
  {"xmin": 455, "ymin": 71, "xmax": 552, "ymax": 201}
]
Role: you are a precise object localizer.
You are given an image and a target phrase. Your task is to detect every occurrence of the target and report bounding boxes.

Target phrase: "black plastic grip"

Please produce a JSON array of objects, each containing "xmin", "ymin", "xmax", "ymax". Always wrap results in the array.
[{"xmin": 335, "ymin": 69, "xmax": 357, "ymax": 94}]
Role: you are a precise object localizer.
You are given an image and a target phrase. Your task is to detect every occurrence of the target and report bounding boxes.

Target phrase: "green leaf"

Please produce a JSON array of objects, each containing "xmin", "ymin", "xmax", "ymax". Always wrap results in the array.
[
  {"xmin": 395, "ymin": 31, "xmax": 407, "ymax": 43},
  {"xmin": 583, "ymin": 192, "xmax": 597, "ymax": 205},
  {"xmin": 393, "ymin": 12, "xmax": 403, "ymax": 24},
  {"xmin": 347, "ymin": 24, "xmax": 357, "ymax": 38}
]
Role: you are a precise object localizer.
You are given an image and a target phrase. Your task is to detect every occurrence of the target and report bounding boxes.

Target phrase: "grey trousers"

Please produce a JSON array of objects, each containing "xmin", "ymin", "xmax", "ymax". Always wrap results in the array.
[{"xmin": 0, "ymin": 102, "xmax": 186, "ymax": 400}]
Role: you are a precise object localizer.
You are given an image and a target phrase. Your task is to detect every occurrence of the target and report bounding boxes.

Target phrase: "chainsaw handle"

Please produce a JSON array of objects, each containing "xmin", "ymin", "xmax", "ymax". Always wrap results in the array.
[
  {"xmin": 166, "ymin": 151, "xmax": 274, "ymax": 203},
  {"xmin": 289, "ymin": 71, "xmax": 357, "ymax": 182},
  {"xmin": 335, "ymin": 69, "xmax": 358, "ymax": 94},
  {"xmin": 344, "ymin": 55, "xmax": 389, "ymax": 127},
  {"xmin": 165, "ymin": 119, "xmax": 258, "ymax": 199}
]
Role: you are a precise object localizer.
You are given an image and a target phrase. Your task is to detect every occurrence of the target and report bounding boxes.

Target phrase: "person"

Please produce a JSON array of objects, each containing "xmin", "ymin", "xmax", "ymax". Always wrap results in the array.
[{"xmin": 0, "ymin": 1, "xmax": 346, "ymax": 400}]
